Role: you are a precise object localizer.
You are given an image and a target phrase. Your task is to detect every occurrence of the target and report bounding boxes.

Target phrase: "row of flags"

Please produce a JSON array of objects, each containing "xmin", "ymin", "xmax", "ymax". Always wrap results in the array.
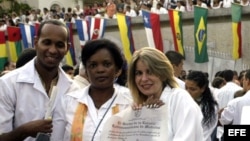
[
  {"xmin": 193, "ymin": 3, "xmax": 242, "ymax": 62},
  {"xmin": 0, "ymin": 3, "xmax": 243, "ymax": 71},
  {"xmin": 61, "ymin": 17, "xmax": 107, "ymax": 67},
  {"xmin": 114, "ymin": 3, "xmax": 242, "ymax": 63},
  {"xmin": 0, "ymin": 16, "xmax": 108, "ymax": 70}
]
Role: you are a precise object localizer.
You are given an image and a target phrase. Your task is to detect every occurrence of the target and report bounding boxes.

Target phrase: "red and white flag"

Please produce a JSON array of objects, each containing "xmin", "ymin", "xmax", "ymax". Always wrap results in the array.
[
  {"xmin": 142, "ymin": 10, "xmax": 164, "ymax": 52},
  {"xmin": 87, "ymin": 17, "xmax": 107, "ymax": 40}
]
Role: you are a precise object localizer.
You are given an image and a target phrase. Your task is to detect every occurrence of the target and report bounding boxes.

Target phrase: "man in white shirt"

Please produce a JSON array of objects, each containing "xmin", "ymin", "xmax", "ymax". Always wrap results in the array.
[
  {"xmin": 216, "ymin": 69, "xmax": 243, "ymax": 110},
  {"xmin": 152, "ymin": 2, "xmax": 168, "ymax": 14},
  {"xmin": 125, "ymin": 5, "xmax": 137, "ymax": 17},
  {"xmin": 219, "ymin": 69, "xmax": 250, "ymax": 125},
  {"xmin": 175, "ymin": 0, "xmax": 186, "ymax": 12},
  {"xmin": 73, "ymin": 4, "xmax": 84, "ymax": 16},
  {"xmin": 0, "ymin": 19, "xmax": 79, "ymax": 141}
]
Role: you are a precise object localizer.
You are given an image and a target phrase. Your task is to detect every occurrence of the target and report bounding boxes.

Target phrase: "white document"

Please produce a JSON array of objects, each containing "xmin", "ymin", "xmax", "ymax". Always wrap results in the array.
[
  {"xmin": 241, "ymin": 106, "xmax": 250, "ymax": 124},
  {"xmin": 101, "ymin": 105, "xmax": 168, "ymax": 141}
]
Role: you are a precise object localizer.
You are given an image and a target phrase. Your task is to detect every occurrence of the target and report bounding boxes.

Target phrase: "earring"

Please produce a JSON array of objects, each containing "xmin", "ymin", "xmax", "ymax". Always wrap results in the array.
[{"xmin": 113, "ymin": 77, "xmax": 118, "ymax": 83}]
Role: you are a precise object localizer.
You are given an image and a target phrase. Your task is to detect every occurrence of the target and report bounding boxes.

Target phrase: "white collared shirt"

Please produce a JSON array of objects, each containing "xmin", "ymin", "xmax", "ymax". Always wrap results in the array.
[
  {"xmin": 0, "ymin": 58, "xmax": 79, "ymax": 141},
  {"xmin": 52, "ymin": 84, "xmax": 132, "ymax": 141}
]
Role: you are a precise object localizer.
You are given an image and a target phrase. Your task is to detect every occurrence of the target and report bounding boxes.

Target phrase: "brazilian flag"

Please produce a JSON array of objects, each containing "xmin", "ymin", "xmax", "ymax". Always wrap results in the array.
[{"xmin": 194, "ymin": 6, "xmax": 208, "ymax": 63}]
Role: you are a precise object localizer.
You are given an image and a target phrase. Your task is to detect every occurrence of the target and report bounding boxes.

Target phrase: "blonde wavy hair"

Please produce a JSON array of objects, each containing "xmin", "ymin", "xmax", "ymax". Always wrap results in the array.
[{"xmin": 128, "ymin": 47, "xmax": 178, "ymax": 104}]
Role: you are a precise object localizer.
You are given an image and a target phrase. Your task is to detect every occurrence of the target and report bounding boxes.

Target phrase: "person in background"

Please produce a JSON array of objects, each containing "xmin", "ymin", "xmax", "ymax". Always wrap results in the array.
[
  {"xmin": 233, "ymin": 70, "xmax": 240, "ymax": 86},
  {"xmin": 0, "ymin": 61, "xmax": 16, "ymax": 76},
  {"xmin": 73, "ymin": 62, "xmax": 90, "ymax": 88},
  {"xmin": 175, "ymin": 0, "xmax": 186, "ymax": 12},
  {"xmin": 185, "ymin": 70, "xmax": 219, "ymax": 141},
  {"xmin": 216, "ymin": 69, "xmax": 243, "ymax": 141},
  {"xmin": 180, "ymin": 69, "xmax": 187, "ymax": 81},
  {"xmin": 52, "ymin": 39, "xmax": 132, "ymax": 141},
  {"xmin": 73, "ymin": 4, "xmax": 84, "ymax": 16},
  {"xmin": 233, "ymin": 70, "xmax": 247, "ymax": 98},
  {"xmin": 0, "ymin": 19, "xmax": 79, "ymax": 141},
  {"xmin": 127, "ymin": 47, "xmax": 204, "ymax": 141},
  {"xmin": 16, "ymin": 48, "xmax": 37, "ymax": 68},
  {"xmin": 3, "ymin": 61, "xmax": 16, "ymax": 71},
  {"xmin": 196, "ymin": 0, "xmax": 208, "ymax": 8},
  {"xmin": 106, "ymin": 0, "xmax": 117, "ymax": 19},
  {"xmin": 0, "ymin": 18, "xmax": 7, "ymax": 31},
  {"xmin": 219, "ymin": 69, "xmax": 250, "ymax": 125},
  {"xmin": 211, "ymin": 76, "xmax": 226, "ymax": 99},
  {"xmin": 61, "ymin": 64, "xmax": 74, "ymax": 79},
  {"xmin": 212, "ymin": 77, "xmax": 226, "ymax": 89},
  {"xmin": 238, "ymin": 70, "xmax": 247, "ymax": 87},
  {"xmin": 217, "ymin": 69, "xmax": 243, "ymax": 110},
  {"xmin": 152, "ymin": 2, "xmax": 168, "ymax": 14},
  {"xmin": 125, "ymin": 5, "xmax": 137, "ymax": 17},
  {"xmin": 165, "ymin": 50, "xmax": 185, "ymax": 89}
]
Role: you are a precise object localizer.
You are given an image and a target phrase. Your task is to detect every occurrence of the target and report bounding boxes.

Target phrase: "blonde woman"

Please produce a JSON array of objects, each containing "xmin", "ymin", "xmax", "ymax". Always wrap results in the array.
[{"xmin": 127, "ymin": 47, "xmax": 204, "ymax": 141}]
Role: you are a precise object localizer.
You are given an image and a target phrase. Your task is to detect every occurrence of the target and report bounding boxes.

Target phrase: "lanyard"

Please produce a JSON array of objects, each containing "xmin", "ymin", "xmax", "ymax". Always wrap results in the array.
[{"xmin": 91, "ymin": 94, "xmax": 118, "ymax": 141}]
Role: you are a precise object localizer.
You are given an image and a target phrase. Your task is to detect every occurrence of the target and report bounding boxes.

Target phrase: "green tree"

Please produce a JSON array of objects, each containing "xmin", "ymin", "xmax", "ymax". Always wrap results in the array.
[{"xmin": 0, "ymin": 0, "xmax": 31, "ymax": 16}]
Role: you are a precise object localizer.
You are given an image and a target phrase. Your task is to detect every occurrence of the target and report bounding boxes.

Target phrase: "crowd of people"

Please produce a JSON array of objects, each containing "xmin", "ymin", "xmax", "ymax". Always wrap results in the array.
[
  {"xmin": 0, "ymin": 10, "xmax": 250, "ymax": 141},
  {"xmin": 0, "ymin": 0, "xmax": 250, "ymax": 30}
]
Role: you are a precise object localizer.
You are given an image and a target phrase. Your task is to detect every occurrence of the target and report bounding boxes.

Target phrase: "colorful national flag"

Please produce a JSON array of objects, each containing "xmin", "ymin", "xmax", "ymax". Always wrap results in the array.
[
  {"xmin": 34, "ymin": 22, "xmax": 40, "ymax": 36},
  {"xmin": 168, "ymin": 9, "xmax": 185, "ymax": 57},
  {"xmin": 231, "ymin": 3, "xmax": 242, "ymax": 60},
  {"xmin": 75, "ymin": 19, "xmax": 89, "ymax": 47},
  {"xmin": 0, "ymin": 31, "xmax": 8, "ymax": 71},
  {"xmin": 142, "ymin": 10, "xmax": 164, "ymax": 52},
  {"xmin": 65, "ymin": 22, "xmax": 77, "ymax": 66},
  {"xmin": 194, "ymin": 6, "xmax": 208, "ymax": 63},
  {"xmin": 88, "ymin": 16, "xmax": 107, "ymax": 40},
  {"xmin": 19, "ymin": 23, "xmax": 35, "ymax": 48},
  {"xmin": 116, "ymin": 13, "xmax": 135, "ymax": 62},
  {"xmin": 7, "ymin": 26, "xmax": 22, "ymax": 62}
]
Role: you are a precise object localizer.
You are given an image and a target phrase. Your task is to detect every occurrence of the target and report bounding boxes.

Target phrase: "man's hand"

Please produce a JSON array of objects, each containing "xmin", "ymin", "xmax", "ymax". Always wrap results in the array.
[
  {"xmin": 19, "ymin": 119, "xmax": 53, "ymax": 137},
  {"xmin": 0, "ymin": 119, "xmax": 52, "ymax": 141}
]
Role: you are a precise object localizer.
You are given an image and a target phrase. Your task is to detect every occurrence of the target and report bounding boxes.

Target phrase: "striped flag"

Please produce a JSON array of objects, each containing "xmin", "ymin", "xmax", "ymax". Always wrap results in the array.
[
  {"xmin": 194, "ymin": 6, "xmax": 208, "ymax": 63},
  {"xmin": 0, "ymin": 31, "xmax": 8, "ymax": 71},
  {"xmin": 7, "ymin": 26, "xmax": 22, "ymax": 62},
  {"xmin": 142, "ymin": 10, "xmax": 164, "ymax": 52},
  {"xmin": 34, "ymin": 22, "xmax": 40, "ymax": 36},
  {"xmin": 88, "ymin": 16, "xmax": 107, "ymax": 40},
  {"xmin": 116, "ymin": 13, "xmax": 135, "ymax": 62},
  {"xmin": 65, "ymin": 22, "xmax": 77, "ymax": 66},
  {"xmin": 19, "ymin": 23, "xmax": 35, "ymax": 48},
  {"xmin": 231, "ymin": 3, "xmax": 242, "ymax": 60},
  {"xmin": 168, "ymin": 9, "xmax": 185, "ymax": 57},
  {"xmin": 75, "ymin": 19, "xmax": 89, "ymax": 47}
]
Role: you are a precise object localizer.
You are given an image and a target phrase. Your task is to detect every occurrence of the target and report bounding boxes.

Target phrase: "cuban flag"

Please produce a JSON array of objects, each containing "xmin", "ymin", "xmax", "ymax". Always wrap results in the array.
[
  {"xmin": 75, "ymin": 19, "xmax": 89, "ymax": 47},
  {"xmin": 88, "ymin": 16, "xmax": 107, "ymax": 40},
  {"xmin": 19, "ymin": 23, "xmax": 35, "ymax": 48},
  {"xmin": 142, "ymin": 10, "xmax": 164, "ymax": 52}
]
